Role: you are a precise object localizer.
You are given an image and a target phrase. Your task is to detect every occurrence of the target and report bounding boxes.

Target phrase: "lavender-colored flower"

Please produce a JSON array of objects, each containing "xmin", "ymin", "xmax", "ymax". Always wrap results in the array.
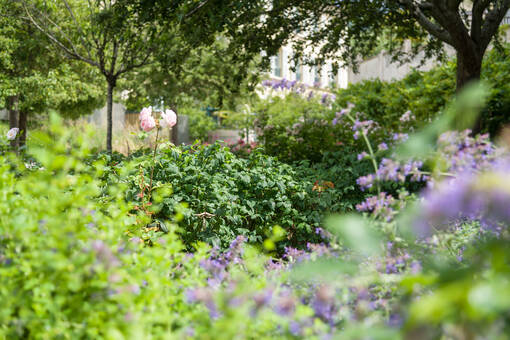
[
  {"xmin": 388, "ymin": 313, "xmax": 404, "ymax": 328},
  {"xmin": 356, "ymin": 192, "xmax": 396, "ymax": 221},
  {"xmin": 289, "ymin": 321, "xmax": 302, "ymax": 336},
  {"xmin": 378, "ymin": 142, "xmax": 388, "ymax": 151},
  {"xmin": 399, "ymin": 110, "xmax": 414, "ymax": 122},
  {"xmin": 332, "ymin": 118, "xmax": 338, "ymax": 126},
  {"xmin": 357, "ymin": 152, "xmax": 368, "ymax": 161},
  {"xmin": 275, "ymin": 292, "xmax": 296, "ymax": 316},
  {"xmin": 283, "ymin": 247, "xmax": 309, "ymax": 262},
  {"xmin": 312, "ymin": 285, "xmax": 337, "ymax": 324},
  {"xmin": 321, "ymin": 93, "xmax": 329, "ymax": 105},
  {"xmin": 253, "ymin": 288, "xmax": 273, "ymax": 309},
  {"xmin": 413, "ymin": 159, "xmax": 510, "ymax": 237},
  {"xmin": 91, "ymin": 240, "xmax": 120, "ymax": 268},
  {"xmin": 392, "ymin": 133, "xmax": 409, "ymax": 142},
  {"xmin": 356, "ymin": 174, "xmax": 374, "ymax": 191},
  {"xmin": 185, "ymin": 287, "xmax": 220, "ymax": 318}
]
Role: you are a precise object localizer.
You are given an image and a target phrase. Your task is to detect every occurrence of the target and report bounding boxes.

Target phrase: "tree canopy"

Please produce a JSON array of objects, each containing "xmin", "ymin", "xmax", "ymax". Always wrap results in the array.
[
  {"xmin": 19, "ymin": 0, "xmax": 240, "ymax": 152},
  {"xmin": 224, "ymin": 1, "xmax": 509, "ymax": 87}
]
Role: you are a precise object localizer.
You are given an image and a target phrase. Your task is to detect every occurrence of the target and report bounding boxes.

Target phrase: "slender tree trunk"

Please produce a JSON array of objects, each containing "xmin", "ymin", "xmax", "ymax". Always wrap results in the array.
[
  {"xmin": 170, "ymin": 105, "xmax": 178, "ymax": 144},
  {"xmin": 18, "ymin": 110, "xmax": 27, "ymax": 148},
  {"xmin": 106, "ymin": 80, "xmax": 115, "ymax": 153},
  {"xmin": 456, "ymin": 51, "xmax": 483, "ymax": 134},
  {"xmin": 7, "ymin": 95, "xmax": 19, "ymax": 151}
]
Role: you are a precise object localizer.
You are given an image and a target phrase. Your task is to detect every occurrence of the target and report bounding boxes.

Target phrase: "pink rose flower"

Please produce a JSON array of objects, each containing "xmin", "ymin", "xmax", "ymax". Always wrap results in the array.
[
  {"xmin": 141, "ymin": 115, "xmax": 156, "ymax": 132},
  {"xmin": 139, "ymin": 107, "xmax": 156, "ymax": 132},
  {"xmin": 160, "ymin": 109, "xmax": 177, "ymax": 128},
  {"xmin": 139, "ymin": 107, "xmax": 152, "ymax": 121},
  {"xmin": 6, "ymin": 128, "xmax": 19, "ymax": 140}
]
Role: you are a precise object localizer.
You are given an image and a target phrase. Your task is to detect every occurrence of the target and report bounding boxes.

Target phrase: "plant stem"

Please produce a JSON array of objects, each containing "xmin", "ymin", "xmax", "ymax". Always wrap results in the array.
[
  {"xmin": 345, "ymin": 112, "xmax": 380, "ymax": 194},
  {"xmin": 149, "ymin": 127, "xmax": 160, "ymax": 200}
]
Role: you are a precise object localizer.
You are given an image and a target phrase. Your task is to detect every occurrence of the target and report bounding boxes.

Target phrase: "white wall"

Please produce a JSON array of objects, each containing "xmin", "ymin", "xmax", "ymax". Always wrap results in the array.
[{"xmin": 270, "ymin": 44, "xmax": 348, "ymax": 89}]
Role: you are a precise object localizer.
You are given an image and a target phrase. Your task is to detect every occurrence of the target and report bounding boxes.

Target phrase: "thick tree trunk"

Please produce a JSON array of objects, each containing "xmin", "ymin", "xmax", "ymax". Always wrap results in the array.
[
  {"xmin": 7, "ymin": 95, "xmax": 19, "ymax": 151},
  {"xmin": 106, "ymin": 80, "xmax": 114, "ymax": 153},
  {"xmin": 18, "ymin": 110, "xmax": 27, "ymax": 148},
  {"xmin": 456, "ymin": 51, "xmax": 482, "ymax": 92},
  {"xmin": 456, "ymin": 51, "xmax": 483, "ymax": 135}
]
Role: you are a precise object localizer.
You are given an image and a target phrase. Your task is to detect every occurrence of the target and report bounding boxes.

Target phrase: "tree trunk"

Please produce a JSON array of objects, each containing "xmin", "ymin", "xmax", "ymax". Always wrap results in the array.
[
  {"xmin": 18, "ymin": 110, "xmax": 27, "ymax": 149},
  {"xmin": 456, "ymin": 51, "xmax": 482, "ymax": 92},
  {"xmin": 456, "ymin": 51, "xmax": 483, "ymax": 135},
  {"xmin": 170, "ymin": 105, "xmax": 178, "ymax": 144},
  {"xmin": 7, "ymin": 95, "xmax": 19, "ymax": 151},
  {"xmin": 106, "ymin": 80, "xmax": 115, "ymax": 153}
]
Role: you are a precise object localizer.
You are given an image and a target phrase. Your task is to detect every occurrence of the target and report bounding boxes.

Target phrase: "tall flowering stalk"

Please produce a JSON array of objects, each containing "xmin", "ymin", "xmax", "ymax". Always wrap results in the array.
[
  {"xmin": 335, "ymin": 104, "xmax": 381, "ymax": 193},
  {"xmin": 139, "ymin": 107, "xmax": 177, "ymax": 202}
]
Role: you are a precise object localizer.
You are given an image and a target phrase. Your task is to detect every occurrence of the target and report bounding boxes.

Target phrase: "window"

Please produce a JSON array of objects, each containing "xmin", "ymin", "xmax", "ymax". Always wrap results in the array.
[
  {"xmin": 271, "ymin": 49, "xmax": 282, "ymax": 77},
  {"xmin": 313, "ymin": 65, "xmax": 321, "ymax": 87},
  {"xmin": 329, "ymin": 72, "xmax": 337, "ymax": 88},
  {"xmin": 295, "ymin": 60, "xmax": 302, "ymax": 81}
]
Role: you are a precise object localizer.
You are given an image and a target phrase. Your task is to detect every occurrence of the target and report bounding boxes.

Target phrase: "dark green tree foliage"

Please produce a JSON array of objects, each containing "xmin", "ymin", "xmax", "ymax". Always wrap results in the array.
[
  {"xmin": 121, "ymin": 36, "xmax": 262, "ymax": 114},
  {"xmin": 224, "ymin": 1, "xmax": 509, "ymax": 98},
  {"xmin": 20, "ymin": 0, "xmax": 236, "ymax": 152},
  {"xmin": 334, "ymin": 44, "xmax": 510, "ymax": 135},
  {"xmin": 0, "ymin": 1, "xmax": 103, "ymax": 148}
]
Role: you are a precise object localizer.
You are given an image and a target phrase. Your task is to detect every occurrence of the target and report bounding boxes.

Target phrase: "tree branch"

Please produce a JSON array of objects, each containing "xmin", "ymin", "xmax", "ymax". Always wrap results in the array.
[
  {"xmin": 398, "ymin": 0, "xmax": 455, "ymax": 46},
  {"xmin": 471, "ymin": 0, "xmax": 492, "ymax": 44},
  {"xmin": 21, "ymin": 1, "xmax": 99, "ymax": 67},
  {"xmin": 115, "ymin": 48, "xmax": 153, "ymax": 77},
  {"xmin": 480, "ymin": 0, "xmax": 510, "ymax": 52},
  {"xmin": 184, "ymin": 0, "xmax": 211, "ymax": 19},
  {"xmin": 61, "ymin": 0, "xmax": 94, "ymax": 61}
]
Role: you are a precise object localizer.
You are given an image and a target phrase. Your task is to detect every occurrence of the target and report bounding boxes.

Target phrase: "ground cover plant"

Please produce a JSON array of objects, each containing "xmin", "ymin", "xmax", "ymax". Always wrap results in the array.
[{"xmin": 2, "ymin": 82, "xmax": 510, "ymax": 339}]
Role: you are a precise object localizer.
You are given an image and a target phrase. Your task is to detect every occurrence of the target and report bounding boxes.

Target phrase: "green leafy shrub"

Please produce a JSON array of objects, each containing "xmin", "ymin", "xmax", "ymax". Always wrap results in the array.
[
  {"xmin": 0, "ymin": 117, "xmax": 217, "ymax": 338},
  {"xmin": 334, "ymin": 44, "xmax": 510, "ymax": 135},
  {"xmin": 100, "ymin": 143, "xmax": 369, "ymax": 250}
]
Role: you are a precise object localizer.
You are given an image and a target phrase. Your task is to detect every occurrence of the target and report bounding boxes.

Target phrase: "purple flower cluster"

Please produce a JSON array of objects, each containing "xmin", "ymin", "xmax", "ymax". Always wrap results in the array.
[
  {"xmin": 352, "ymin": 119, "xmax": 375, "ymax": 140},
  {"xmin": 414, "ymin": 160, "xmax": 510, "ymax": 237},
  {"xmin": 399, "ymin": 111, "xmax": 414, "ymax": 122},
  {"xmin": 262, "ymin": 78, "xmax": 298, "ymax": 91},
  {"xmin": 356, "ymin": 192, "xmax": 398, "ymax": 222},
  {"xmin": 356, "ymin": 159, "xmax": 427, "ymax": 191},
  {"xmin": 436, "ymin": 130, "xmax": 496, "ymax": 174},
  {"xmin": 199, "ymin": 236, "xmax": 246, "ymax": 287}
]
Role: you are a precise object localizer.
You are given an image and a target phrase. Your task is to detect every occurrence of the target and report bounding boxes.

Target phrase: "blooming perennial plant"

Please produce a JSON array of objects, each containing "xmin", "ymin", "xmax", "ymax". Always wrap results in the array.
[{"xmin": 6, "ymin": 128, "xmax": 19, "ymax": 141}]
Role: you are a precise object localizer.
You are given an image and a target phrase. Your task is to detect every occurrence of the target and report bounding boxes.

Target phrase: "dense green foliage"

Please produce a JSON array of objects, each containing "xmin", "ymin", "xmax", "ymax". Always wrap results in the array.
[
  {"xmin": 0, "ymin": 1, "xmax": 103, "ymax": 118},
  {"xmin": 335, "ymin": 44, "xmax": 510, "ymax": 135},
  {"xmin": 100, "ymin": 143, "xmax": 363, "ymax": 250},
  {"xmin": 121, "ymin": 36, "xmax": 262, "ymax": 116},
  {"xmin": 3, "ymin": 84, "xmax": 510, "ymax": 338},
  {"xmin": 219, "ymin": 0, "xmax": 509, "ymax": 96}
]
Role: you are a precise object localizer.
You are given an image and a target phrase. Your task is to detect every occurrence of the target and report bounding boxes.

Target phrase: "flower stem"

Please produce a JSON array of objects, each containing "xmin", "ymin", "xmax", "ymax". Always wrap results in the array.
[
  {"xmin": 148, "ymin": 127, "xmax": 160, "ymax": 200},
  {"xmin": 345, "ymin": 112, "xmax": 380, "ymax": 194}
]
